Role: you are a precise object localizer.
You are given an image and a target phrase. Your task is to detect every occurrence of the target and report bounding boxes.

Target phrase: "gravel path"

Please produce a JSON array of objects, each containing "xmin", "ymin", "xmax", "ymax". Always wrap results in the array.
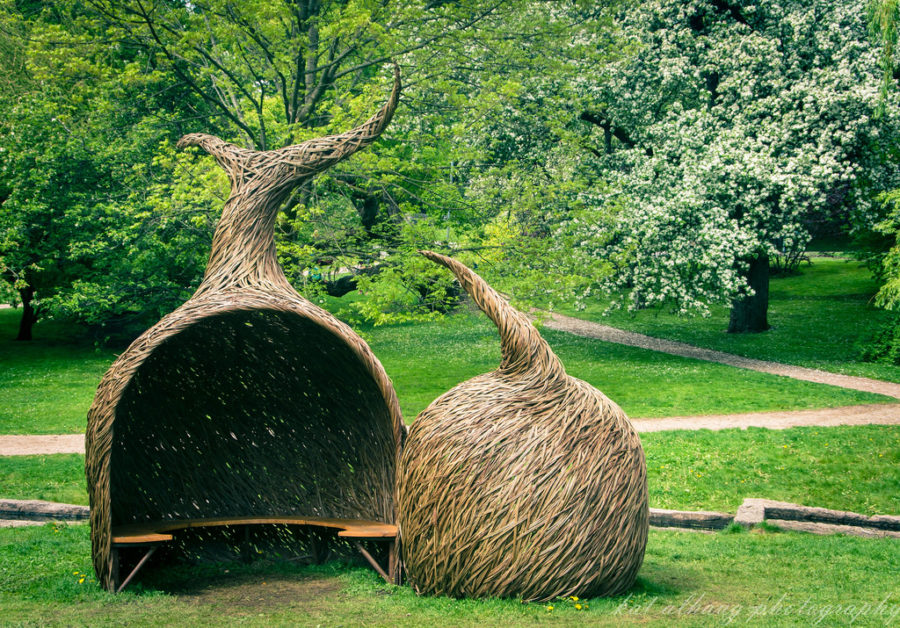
[
  {"xmin": 631, "ymin": 403, "xmax": 900, "ymax": 432},
  {"xmin": 545, "ymin": 313, "xmax": 900, "ymax": 399}
]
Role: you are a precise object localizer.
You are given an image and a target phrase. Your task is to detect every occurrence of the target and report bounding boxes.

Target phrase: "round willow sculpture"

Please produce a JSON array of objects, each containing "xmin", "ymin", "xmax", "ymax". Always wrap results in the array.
[
  {"xmin": 397, "ymin": 252, "xmax": 648, "ymax": 601},
  {"xmin": 86, "ymin": 70, "xmax": 404, "ymax": 592}
]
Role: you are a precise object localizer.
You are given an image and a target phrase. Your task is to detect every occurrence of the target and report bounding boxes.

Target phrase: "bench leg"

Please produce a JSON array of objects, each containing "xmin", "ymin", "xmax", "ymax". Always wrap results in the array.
[
  {"xmin": 388, "ymin": 539, "xmax": 400, "ymax": 585},
  {"xmin": 109, "ymin": 547, "xmax": 120, "ymax": 593},
  {"xmin": 241, "ymin": 526, "xmax": 252, "ymax": 563},
  {"xmin": 115, "ymin": 545, "xmax": 158, "ymax": 594},
  {"xmin": 354, "ymin": 541, "xmax": 391, "ymax": 584},
  {"xmin": 310, "ymin": 529, "xmax": 330, "ymax": 564}
]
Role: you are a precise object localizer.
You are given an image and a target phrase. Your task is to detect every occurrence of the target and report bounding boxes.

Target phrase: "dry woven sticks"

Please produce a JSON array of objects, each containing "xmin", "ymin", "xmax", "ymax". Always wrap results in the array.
[
  {"xmin": 398, "ymin": 251, "xmax": 648, "ymax": 601},
  {"xmin": 86, "ymin": 68, "xmax": 404, "ymax": 592}
]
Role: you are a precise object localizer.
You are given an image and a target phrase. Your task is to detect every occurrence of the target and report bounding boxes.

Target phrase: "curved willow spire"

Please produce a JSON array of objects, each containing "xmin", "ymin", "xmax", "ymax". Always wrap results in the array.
[
  {"xmin": 176, "ymin": 64, "xmax": 401, "ymax": 190},
  {"xmin": 178, "ymin": 66, "xmax": 401, "ymax": 295}
]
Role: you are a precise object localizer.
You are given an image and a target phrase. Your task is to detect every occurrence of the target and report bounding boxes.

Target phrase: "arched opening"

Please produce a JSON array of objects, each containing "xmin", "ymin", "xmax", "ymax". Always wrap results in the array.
[{"xmin": 109, "ymin": 308, "xmax": 396, "ymax": 529}]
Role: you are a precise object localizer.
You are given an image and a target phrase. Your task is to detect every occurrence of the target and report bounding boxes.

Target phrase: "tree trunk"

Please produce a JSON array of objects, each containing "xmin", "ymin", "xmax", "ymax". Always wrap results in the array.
[
  {"xmin": 727, "ymin": 254, "xmax": 770, "ymax": 333},
  {"xmin": 15, "ymin": 286, "xmax": 37, "ymax": 341},
  {"xmin": 359, "ymin": 194, "xmax": 380, "ymax": 235}
]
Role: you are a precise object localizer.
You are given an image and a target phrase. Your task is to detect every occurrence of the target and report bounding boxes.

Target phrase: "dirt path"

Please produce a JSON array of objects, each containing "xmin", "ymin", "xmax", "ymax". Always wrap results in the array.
[
  {"xmin": 545, "ymin": 313, "xmax": 900, "ymax": 399},
  {"xmin": 631, "ymin": 403, "xmax": 900, "ymax": 432},
  {"xmin": 3, "ymin": 402, "xmax": 900, "ymax": 456},
  {"xmin": 0, "ymin": 434, "xmax": 84, "ymax": 456}
]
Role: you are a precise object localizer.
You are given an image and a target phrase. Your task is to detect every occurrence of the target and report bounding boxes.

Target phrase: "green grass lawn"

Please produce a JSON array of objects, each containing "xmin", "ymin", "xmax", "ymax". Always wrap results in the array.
[
  {"xmin": 364, "ymin": 313, "xmax": 892, "ymax": 422},
  {"xmin": 10, "ymin": 425, "xmax": 897, "ymax": 516},
  {"xmin": 0, "ymin": 309, "xmax": 116, "ymax": 434},
  {"xmin": 2, "ymin": 304, "xmax": 891, "ymax": 434},
  {"xmin": 554, "ymin": 257, "xmax": 900, "ymax": 383},
  {"xmin": 643, "ymin": 425, "xmax": 900, "ymax": 515},
  {"xmin": 1, "ymin": 524, "xmax": 897, "ymax": 627},
  {"xmin": 0, "ymin": 455, "xmax": 86, "ymax": 505},
  {"xmin": 3, "ymin": 269, "xmax": 899, "ymax": 626}
]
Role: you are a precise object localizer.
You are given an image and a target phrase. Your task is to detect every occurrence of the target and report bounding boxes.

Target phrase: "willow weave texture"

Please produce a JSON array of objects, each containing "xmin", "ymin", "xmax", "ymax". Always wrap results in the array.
[
  {"xmin": 86, "ymin": 69, "xmax": 404, "ymax": 592},
  {"xmin": 398, "ymin": 252, "xmax": 649, "ymax": 601}
]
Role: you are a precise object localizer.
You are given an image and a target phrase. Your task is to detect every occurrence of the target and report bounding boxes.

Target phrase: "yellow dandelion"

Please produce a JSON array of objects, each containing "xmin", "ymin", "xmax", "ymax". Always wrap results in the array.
[
  {"xmin": 78, "ymin": 577, "xmax": 85, "ymax": 584},
  {"xmin": 575, "ymin": 604, "xmax": 583, "ymax": 610},
  {"xmin": 545, "ymin": 605, "xmax": 554, "ymax": 612},
  {"xmin": 569, "ymin": 596, "xmax": 579, "ymax": 602}
]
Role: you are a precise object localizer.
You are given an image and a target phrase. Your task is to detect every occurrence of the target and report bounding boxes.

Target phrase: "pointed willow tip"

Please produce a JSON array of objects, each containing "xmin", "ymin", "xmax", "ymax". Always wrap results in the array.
[{"xmin": 420, "ymin": 251, "xmax": 564, "ymax": 377}]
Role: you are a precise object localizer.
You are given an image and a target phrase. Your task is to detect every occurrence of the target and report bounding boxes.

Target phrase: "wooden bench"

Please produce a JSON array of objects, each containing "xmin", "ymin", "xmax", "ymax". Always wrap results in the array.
[{"xmin": 111, "ymin": 516, "xmax": 399, "ymax": 593}]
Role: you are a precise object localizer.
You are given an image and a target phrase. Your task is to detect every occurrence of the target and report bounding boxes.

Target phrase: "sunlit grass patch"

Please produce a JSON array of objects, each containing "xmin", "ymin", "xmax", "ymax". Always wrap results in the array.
[
  {"xmin": 364, "ymin": 312, "xmax": 893, "ymax": 422},
  {"xmin": 643, "ymin": 425, "xmax": 900, "ymax": 515},
  {"xmin": 0, "ymin": 309, "xmax": 114, "ymax": 435},
  {"xmin": 0, "ymin": 455, "xmax": 87, "ymax": 505}
]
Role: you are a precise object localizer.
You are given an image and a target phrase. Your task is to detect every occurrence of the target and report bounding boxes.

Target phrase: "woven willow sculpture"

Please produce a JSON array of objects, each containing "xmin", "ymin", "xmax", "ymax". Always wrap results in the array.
[
  {"xmin": 398, "ymin": 252, "xmax": 648, "ymax": 601},
  {"xmin": 86, "ymin": 70, "xmax": 404, "ymax": 592}
]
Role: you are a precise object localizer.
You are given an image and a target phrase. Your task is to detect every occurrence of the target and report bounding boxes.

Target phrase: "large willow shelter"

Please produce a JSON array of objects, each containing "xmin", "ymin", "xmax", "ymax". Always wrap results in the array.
[{"xmin": 85, "ymin": 70, "xmax": 405, "ymax": 593}]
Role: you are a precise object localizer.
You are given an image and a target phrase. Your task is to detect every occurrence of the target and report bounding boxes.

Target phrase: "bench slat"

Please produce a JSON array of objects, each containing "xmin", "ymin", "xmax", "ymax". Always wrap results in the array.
[
  {"xmin": 112, "ymin": 531, "xmax": 174, "ymax": 544},
  {"xmin": 111, "ymin": 516, "xmax": 397, "ymax": 545}
]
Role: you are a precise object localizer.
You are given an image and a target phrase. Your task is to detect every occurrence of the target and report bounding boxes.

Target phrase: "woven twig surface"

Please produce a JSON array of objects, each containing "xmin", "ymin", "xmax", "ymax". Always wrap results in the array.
[
  {"xmin": 397, "ymin": 252, "xmax": 648, "ymax": 601},
  {"xmin": 86, "ymin": 69, "xmax": 403, "ymax": 591}
]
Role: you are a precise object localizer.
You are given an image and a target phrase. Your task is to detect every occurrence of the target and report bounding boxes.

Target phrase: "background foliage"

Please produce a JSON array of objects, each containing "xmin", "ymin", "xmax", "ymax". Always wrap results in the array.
[{"xmin": 1, "ymin": 0, "xmax": 899, "ymax": 342}]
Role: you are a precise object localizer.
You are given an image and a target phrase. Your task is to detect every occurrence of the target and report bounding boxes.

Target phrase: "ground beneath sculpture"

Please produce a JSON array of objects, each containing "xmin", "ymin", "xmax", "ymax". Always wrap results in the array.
[{"xmin": 168, "ymin": 572, "xmax": 342, "ymax": 614}]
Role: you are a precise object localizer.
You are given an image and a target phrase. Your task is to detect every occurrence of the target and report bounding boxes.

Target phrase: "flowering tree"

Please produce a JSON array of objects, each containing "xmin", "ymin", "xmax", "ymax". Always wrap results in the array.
[{"xmin": 575, "ymin": 0, "xmax": 899, "ymax": 331}]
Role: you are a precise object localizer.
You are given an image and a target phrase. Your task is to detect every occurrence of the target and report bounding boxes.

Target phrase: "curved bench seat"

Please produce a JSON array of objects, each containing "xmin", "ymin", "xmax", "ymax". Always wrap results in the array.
[{"xmin": 110, "ymin": 516, "xmax": 398, "ymax": 592}]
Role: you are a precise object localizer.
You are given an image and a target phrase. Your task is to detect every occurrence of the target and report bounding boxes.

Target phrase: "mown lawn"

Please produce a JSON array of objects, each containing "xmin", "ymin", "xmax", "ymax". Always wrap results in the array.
[
  {"xmin": 0, "ymin": 309, "xmax": 115, "ymax": 434},
  {"xmin": 555, "ymin": 257, "xmax": 900, "ymax": 383},
  {"xmin": 643, "ymin": 425, "xmax": 900, "ymax": 515},
  {"xmin": 3, "ymin": 302, "xmax": 889, "ymax": 434},
  {"xmin": 1, "ymin": 524, "xmax": 897, "ymax": 627},
  {"xmin": 9, "ymin": 424, "xmax": 898, "ymax": 517},
  {"xmin": 372, "ymin": 313, "xmax": 893, "ymax": 422},
  {"xmin": 0, "ymin": 454, "xmax": 86, "ymax": 505}
]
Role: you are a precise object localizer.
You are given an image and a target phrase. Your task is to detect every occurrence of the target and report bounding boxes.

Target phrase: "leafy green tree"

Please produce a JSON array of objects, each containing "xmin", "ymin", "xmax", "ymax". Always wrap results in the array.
[
  {"xmin": 0, "ymin": 0, "xmax": 218, "ymax": 340},
  {"xmin": 870, "ymin": 0, "xmax": 899, "ymax": 115},
  {"xmin": 396, "ymin": 3, "xmax": 625, "ymax": 313},
  {"xmin": 867, "ymin": 0, "xmax": 900, "ymax": 309},
  {"xmin": 73, "ymin": 0, "xmax": 626, "ymax": 325},
  {"xmin": 68, "ymin": 0, "xmax": 513, "ymax": 321},
  {"xmin": 1, "ymin": 0, "xmax": 625, "ymax": 335}
]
